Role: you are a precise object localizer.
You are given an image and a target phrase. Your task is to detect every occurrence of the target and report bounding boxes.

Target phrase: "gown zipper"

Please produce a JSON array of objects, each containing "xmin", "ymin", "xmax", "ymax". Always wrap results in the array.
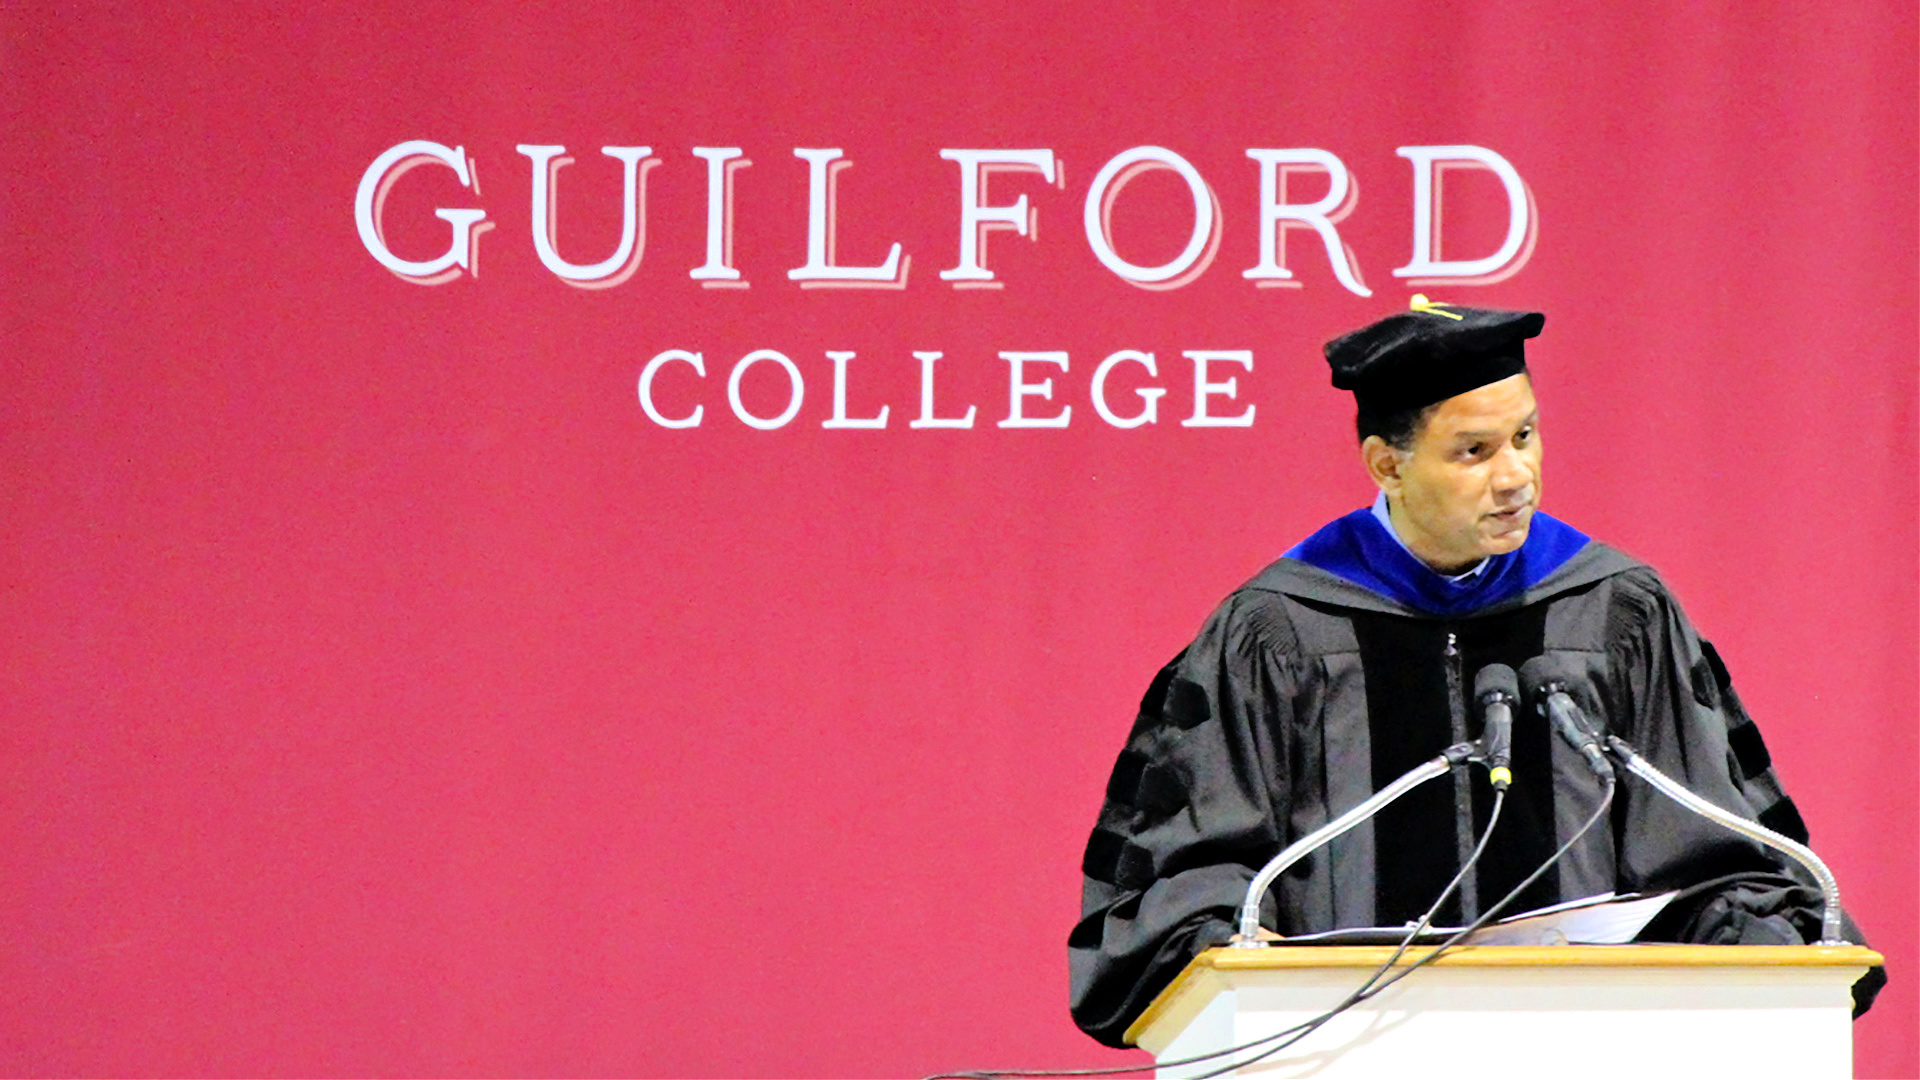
[{"xmin": 1444, "ymin": 629, "xmax": 1479, "ymax": 921}]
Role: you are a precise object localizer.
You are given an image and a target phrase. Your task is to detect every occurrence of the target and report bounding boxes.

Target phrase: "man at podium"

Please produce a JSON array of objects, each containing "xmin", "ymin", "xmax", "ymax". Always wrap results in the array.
[{"xmin": 1067, "ymin": 299, "xmax": 1884, "ymax": 1047}]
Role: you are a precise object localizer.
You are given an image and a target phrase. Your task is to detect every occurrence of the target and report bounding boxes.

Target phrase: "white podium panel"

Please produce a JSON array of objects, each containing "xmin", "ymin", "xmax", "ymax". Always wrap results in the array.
[{"xmin": 1127, "ymin": 945, "xmax": 1880, "ymax": 1080}]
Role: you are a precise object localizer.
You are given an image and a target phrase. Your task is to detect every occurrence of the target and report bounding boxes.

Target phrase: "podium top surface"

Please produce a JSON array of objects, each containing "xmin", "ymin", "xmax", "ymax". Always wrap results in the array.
[
  {"xmin": 1190, "ymin": 942, "xmax": 1882, "ymax": 970},
  {"xmin": 1124, "ymin": 944, "xmax": 1883, "ymax": 1047}
]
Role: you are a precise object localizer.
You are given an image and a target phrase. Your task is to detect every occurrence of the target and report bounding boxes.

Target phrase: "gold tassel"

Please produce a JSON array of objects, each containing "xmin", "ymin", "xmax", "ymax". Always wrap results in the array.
[{"xmin": 1409, "ymin": 294, "xmax": 1464, "ymax": 320}]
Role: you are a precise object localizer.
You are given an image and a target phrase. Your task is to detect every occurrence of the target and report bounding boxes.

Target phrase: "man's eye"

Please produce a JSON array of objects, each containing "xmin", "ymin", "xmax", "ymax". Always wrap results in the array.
[{"xmin": 1516, "ymin": 427, "xmax": 1534, "ymax": 443}]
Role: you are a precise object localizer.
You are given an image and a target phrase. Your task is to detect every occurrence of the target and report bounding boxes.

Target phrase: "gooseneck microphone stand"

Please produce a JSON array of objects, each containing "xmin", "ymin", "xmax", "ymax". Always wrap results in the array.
[
  {"xmin": 1234, "ymin": 663, "xmax": 1519, "ymax": 947},
  {"xmin": 1232, "ymin": 741, "xmax": 1480, "ymax": 947},
  {"xmin": 1602, "ymin": 734, "xmax": 1849, "ymax": 945}
]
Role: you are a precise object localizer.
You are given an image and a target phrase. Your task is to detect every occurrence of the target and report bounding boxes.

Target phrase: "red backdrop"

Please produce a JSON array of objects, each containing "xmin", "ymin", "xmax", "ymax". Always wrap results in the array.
[{"xmin": 3, "ymin": 3, "xmax": 1914, "ymax": 1076}]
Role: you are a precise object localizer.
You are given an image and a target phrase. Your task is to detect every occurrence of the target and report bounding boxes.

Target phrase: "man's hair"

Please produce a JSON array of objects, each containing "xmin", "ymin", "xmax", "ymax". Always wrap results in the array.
[
  {"xmin": 1355, "ymin": 365, "xmax": 1531, "ymax": 450},
  {"xmin": 1355, "ymin": 402, "xmax": 1439, "ymax": 450}
]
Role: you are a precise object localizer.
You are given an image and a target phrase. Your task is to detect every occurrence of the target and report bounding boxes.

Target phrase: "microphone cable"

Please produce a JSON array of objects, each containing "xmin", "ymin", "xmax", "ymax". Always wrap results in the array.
[{"xmin": 925, "ymin": 787, "xmax": 1513, "ymax": 1080}]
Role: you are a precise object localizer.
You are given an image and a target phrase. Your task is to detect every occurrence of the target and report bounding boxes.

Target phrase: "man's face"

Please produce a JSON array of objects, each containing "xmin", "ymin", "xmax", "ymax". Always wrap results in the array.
[{"xmin": 1377, "ymin": 373, "xmax": 1542, "ymax": 573}]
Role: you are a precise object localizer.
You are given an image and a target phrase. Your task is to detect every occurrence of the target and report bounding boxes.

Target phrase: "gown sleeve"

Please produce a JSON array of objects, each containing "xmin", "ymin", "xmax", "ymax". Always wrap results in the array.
[
  {"xmin": 1600, "ymin": 568, "xmax": 1885, "ymax": 1016},
  {"xmin": 1067, "ymin": 593, "xmax": 1298, "ymax": 1047}
]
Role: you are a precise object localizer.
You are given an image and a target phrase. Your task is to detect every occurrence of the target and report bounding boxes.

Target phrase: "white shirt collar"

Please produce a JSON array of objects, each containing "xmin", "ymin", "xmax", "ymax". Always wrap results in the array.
[{"xmin": 1371, "ymin": 492, "xmax": 1490, "ymax": 582}]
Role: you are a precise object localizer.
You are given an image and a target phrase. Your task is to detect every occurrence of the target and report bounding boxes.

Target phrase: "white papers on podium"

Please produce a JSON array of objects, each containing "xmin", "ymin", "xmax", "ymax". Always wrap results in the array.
[{"xmin": 1281, "ymin": 891, "xmax": 1681, "ymax": 947}]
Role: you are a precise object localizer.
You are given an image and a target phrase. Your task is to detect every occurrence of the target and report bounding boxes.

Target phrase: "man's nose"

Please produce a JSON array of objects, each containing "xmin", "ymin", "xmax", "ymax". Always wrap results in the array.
[{"xmin": 1491, "ymin": 445, "xmax": 1532, "ymax": 494}]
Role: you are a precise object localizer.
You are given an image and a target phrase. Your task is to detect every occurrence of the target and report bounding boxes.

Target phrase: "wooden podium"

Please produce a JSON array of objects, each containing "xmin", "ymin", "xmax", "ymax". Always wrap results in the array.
[{"xmin": 1125, "ymin": 944, "xmax": 1881, "ymax": 1079}]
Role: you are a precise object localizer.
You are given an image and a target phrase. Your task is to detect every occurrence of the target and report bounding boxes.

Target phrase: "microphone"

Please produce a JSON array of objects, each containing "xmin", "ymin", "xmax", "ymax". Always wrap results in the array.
[
  {"xmin": 1472, "ymin": 664, "xmax": 1517, "ymax": 791},
  {"xmin": 1519, "ymin": 655, "xmax": 1613, "ymax": 779}
]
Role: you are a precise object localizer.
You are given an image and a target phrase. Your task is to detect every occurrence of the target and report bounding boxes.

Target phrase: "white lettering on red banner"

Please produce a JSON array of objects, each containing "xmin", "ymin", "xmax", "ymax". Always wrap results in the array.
[
  {"xmin": 355, "ymin": 140, "xmax": 1536, "ymax": 293},
  {"xmin": 360, "ymin": 139, "xmax": 1537, "ymax": 432},
  {"xmin": 639, "ymin": 348, "xmax": 1256, "ymax": 431}
]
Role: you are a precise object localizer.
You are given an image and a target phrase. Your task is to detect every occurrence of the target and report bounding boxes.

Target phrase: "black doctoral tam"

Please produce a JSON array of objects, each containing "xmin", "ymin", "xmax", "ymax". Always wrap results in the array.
[{"xmin": 1325, "ymin": 296, "xmax": 1544, "ymax": 419}]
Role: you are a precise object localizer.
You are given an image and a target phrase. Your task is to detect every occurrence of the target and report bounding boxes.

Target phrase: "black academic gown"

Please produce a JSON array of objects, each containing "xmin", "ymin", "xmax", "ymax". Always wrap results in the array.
[{"xmin": 1068, "ymin": 542, "xmax": 1883, "ymax": 1047}]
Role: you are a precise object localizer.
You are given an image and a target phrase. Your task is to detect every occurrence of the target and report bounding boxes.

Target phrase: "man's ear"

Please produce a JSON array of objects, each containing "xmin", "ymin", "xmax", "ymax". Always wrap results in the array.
[{"xmin": 1362, "ymin": 435, "xmax": 1403, "ymax": 497}]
